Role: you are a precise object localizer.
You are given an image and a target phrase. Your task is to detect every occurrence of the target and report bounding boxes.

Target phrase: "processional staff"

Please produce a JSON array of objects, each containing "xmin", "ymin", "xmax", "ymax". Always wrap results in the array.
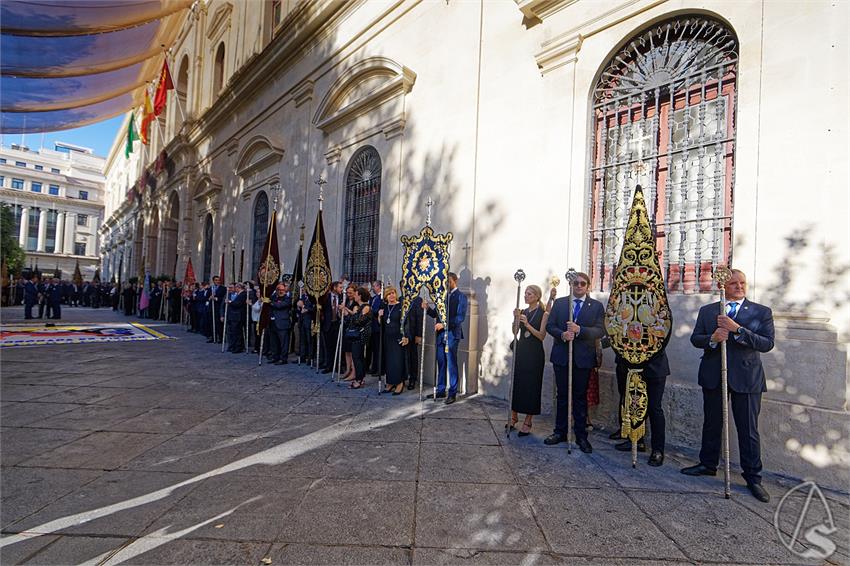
[
  {"xmin": 506, "ymin": 269, "xmax": 526, "ymax": 438},
  {"xmin": 565, "ymin": 268, "xmax": 577, "ymax": 455},
  {"xmin": 314, "ymin": 176, "xmax": 327, "ymax": 374},
  {"xmin": 714, "ymin": 265, "xmax": 733, "ymax": 498}
]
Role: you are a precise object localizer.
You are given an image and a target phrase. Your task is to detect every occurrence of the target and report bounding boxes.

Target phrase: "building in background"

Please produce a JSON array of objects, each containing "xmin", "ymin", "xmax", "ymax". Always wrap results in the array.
[
  {"xmin": 99, "ymin": 1, "xmax": 849, "ymax": 489},
  {"xmin": 0, "ymin": 142, "xmax": 105, "ymax": 280}
]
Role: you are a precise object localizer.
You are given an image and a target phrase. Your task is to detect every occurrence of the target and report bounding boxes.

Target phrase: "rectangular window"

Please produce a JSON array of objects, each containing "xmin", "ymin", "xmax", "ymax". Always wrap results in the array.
[
  {"xmin": 78, "ymin": 190, "xmax": 88, "ymax": 200},
  {"xmin": 51, "ymin": 168, "xmax": 60, "ymax": 174},
  {"xmin": 48, "ymin": 184, "xmax": 60, "ymax": 195},
  {"xmin": 46, "ymin": 210, "xmax": 58, "ymax": 253},
  {"xmin": 11, "ymin": 178, "xmax": 24, "ymax": 190},
  {"xmin": 31, "ymin": 182, "xmax": 42, "ymax": 193},
  {"xmin": 15, "ymin": 161, "xmax": 26, "ymax": 168},
  {"xmin": 77, "ymin": 213, "xmax": 88, "ymax": 226},
  {"xmin": 0, "ymin": 158, "xmax": 6, "ymax": 164},
  {"xmin": 0, "ymin": 176, "xmax": 4, "ymax": 187},
  {"xmin": 74, "ymin": 242, "xmax": 87, "ymax": 256},
  {"xmin": 27, "ymin": 208, "xmax": 39, "ymax": 250},
  {"xmin": 35, "ymin": 165, "xmax": 43, "ymax": 171}
]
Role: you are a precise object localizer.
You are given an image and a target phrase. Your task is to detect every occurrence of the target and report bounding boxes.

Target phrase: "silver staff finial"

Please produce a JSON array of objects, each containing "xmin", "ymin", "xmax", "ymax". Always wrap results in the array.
[
  {"xmin": 565, "ymin": 268, "xmax": 578, "ymax": 283},
  {"xmin": 315, "ymin": 177, "xmax": 327, "ymax": 211},
  {"xmin": 713, "ymin": 265, "xmax": 732, "ymax": 289},
  {"xmin": 425, "ymin": 197, "xmax": 434, "ymax": 227},
  {"xmin": 270, "ymin": 183, "xmax": 281, "ymax": 210},
  {"xmin": 514, "ymin": 269, "xmax": 526, "ymax": 283}
]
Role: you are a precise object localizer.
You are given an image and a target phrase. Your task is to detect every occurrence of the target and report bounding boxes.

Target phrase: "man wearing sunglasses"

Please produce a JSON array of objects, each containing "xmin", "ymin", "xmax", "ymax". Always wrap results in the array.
[{"xmin": 545, "ymin": 272, "xmax": 605, "ymax": 453}]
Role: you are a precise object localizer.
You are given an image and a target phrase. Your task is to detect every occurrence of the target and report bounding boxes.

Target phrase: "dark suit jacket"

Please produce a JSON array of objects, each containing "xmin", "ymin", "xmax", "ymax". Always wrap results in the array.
[
  {"xmin": 370, "ymin": 294, "xmax": 384, "ymax": 332},
  {"xmin": 427, "ymin": 288, "xmax": 467, "ymax": 342},
  {"xmin": 269, "ymin": 291, "xmax": 292, "ymax": 330},
  {"xmin": 24, "ymin": 281, "xmax": 38, "ymax": 304},
  {"xmin": 615, "ymin": 351, "xmax": 670, "ymax": 379},
  {"xmin": 547, "ymin": 295, "xmax": 605, "ymax": 368},
  {"xmin": 404, "ymin": 295, "xmax": 424, "ymax": 339},
  {"xmin": 210, "ymin": 284, "xmax": 226, "ymax": 316},
  {"xmin": 690, "ymin": 298, "xmax": 775, "ymax": 393},
  {"xmin": 228, "ymin": 291, "xmax": 247, "ymax": 323}
]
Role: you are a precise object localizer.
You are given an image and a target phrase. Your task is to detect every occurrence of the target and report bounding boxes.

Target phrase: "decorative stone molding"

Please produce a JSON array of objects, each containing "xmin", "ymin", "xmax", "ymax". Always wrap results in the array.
[
  {"xmin": 383, "ymin": 117, "xmax": 406, "ymax": 140},
  {"xmin": 292, "ymin": 79, "xmax": 315, "ymax": 108},
  {"xmin": 206, "ymin": 2, "xmax": 233, "ymax": 41},
  {"xmin": 535, "ymin": 32, "xmax": 582, "ymax": 75},
  {"xmin": 192, "ymin": 174, "xmax": 222, "ymax": 216},
  {"xmin": 516, "ymin": 0, "xmax": 578, "ymax": 21},
  {"xmin": 235, "ymin": 135, "xmax": 284, "ymax": 198},
  {"xmin": 324, "ymin": 146, "xmax": 342, "ymax": 165},
  {"xmin": 313, "ymin": 57, "xmax": 416, "ymax": 134}
]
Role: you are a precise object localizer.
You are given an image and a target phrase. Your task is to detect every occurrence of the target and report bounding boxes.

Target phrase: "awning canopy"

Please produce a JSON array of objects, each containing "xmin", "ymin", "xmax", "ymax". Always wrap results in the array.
[{"xmin": 0, "ymin": 0, "xmax": 192, "ymax": 134}]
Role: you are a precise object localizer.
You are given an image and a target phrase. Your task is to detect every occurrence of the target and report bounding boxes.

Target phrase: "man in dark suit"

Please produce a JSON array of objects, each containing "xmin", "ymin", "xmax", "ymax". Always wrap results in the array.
[
  {"xmin": 321, "ymin": 281, "xmax": 344, "ymax": 373},
  {"xmin": 48, "ymin": 278, "xmax": 62, "ymax": 319},
  {"xmin": 268, "ymin": 282, "xmax": 293, "ymax": 364},
  {"xmin": 544, "ymin": 271, "xmax": 605, "ymax": 453},
  {"xmin": 23, "ymin": 277, "xmax": 38, "ymax": 319},
  {"xmin": 226, "ymin": 283, "xmax": 247, "ymax": 353},
  {"xmin": 425, "ymin": 272, "xmax": 468, "ymax": 405},
  {"xmin": 405, "ymin": 295, "xmax": 424, "ymax": 390},
  {"xmin": 209, "ymin": 276, "xmax": 226, "ymax": 343},
  {"xmin": 682, "ymin": 269, "xmax": 774, "ymax": 502},
  {"xmin": 296, "ymin": 287, "xmax": 314, "ymax": 363},
  {"xmin": 612, "ymin": 351, "xmax": 669, "ymax": 466}
]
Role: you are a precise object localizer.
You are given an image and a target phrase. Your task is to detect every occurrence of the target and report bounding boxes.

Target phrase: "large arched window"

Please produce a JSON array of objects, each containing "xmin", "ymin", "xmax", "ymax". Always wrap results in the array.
[
  {"xmin": 343, "ymin": 146, "xmax": 381, "ymax": 284},
  {"xmin": 213, "ymin": 43, "xmax": 225, "ymax": 95},
  {"xmin": 177, "ymin": 55, "xmax": 190, "ymax": 122},
  {"xmin": 588, "ymin": 16, "xmax": 738, "ymax": 293},
  {"xmin": 252, "ymin": 191, "xmax": 269, "ymax": 278},
  {"xmin": 202, "ymin": 213, "xmax": 213, "ymax": 282}
]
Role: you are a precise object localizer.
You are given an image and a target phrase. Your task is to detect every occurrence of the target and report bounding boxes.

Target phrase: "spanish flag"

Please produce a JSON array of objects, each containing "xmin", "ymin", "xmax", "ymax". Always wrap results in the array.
[{"xmin": 140, "ymin": 90, "xmax": 154, "ymax": 145}]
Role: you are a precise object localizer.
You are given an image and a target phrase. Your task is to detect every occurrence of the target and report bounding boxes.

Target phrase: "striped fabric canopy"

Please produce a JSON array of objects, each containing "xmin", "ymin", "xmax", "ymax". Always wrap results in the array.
[{"xmin": 0, "ymin": 0, "xmax": 191, "ymax": 133}]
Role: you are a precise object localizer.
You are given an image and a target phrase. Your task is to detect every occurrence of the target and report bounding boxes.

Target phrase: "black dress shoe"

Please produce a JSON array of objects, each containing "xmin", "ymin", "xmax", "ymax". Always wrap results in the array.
[
  {"xmin": 747, "ymin": 483, "xmax": 770, "ymax": 502},
  {"xmin": 615, "ymin": 439, "xmax": 647, "ymax": 452},
  {"xmin": 321, "ymin": 368, "xmax": 333, "ymax": 374},
  {"xmin": 680, "ymin": 463, "xmax": 717, "ymax": 476},
  {"xmin": 543, "ymin": 433, "xmax": 565, "ymax": 445},
  {"xmin": 207, "ymin": 339, "xmax": 215, "ymax": 343},
  {"xmin": 444, "ymin": 395, "xmax": 456, "ymax": 405},
  {"xmin": 576, "ymin": 438, "xmax": 593, "ymax": 453},
  {"xmin": 274, "ymin": 360, "xmax": 285, "ymax": 365},
  {"xmin": 406, "ymin": 381, "xmax": 416, "ymax": 390},
  {"xmin": 608, "ymin": 431, "xmax": 624, "ymax": 440},
  {"xmin": 426, "ymin": 392, "xmax": 447, "ymax": 400},
  {"xmin": 648, "ymin": 451, "xmax": 664, "ymax": 467}
]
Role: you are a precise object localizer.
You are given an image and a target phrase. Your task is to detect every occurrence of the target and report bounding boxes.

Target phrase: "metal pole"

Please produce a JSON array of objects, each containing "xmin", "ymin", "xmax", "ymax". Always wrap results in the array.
[
  {"xmin": 377, "ymin": 275, "xmax": 385, "ymax": 394},
  {"xmin": 714, "ymin": 266, "xmax": 733, "ymax": 499},
  {"xmin": 221, "ymin": 299, "xmax": 228, "ymax": 353},
  {"xmin": 245, "ymin": 291, "xmax": 250, "ymax": 354},
  {"xmin": 333, "ymin": 310, "xmax": 345, "ymax": 384},
  {"xmin": 258, "ymin": 326, "xmax": 264, "ymax": 366},
  {"xmin": 565, "ymin": 268, "xmax": 577, "ymax": 454},
  {"xmin": 506, "ymin": 269, "xmax": 526, "ymax": 438},
  {"xmin": 418, "ymin": 294, "xmax": 427, "ymax": 402},
  {"xmin": 315, "ymin": 305, "xmax": 322, "ymax": 374}
]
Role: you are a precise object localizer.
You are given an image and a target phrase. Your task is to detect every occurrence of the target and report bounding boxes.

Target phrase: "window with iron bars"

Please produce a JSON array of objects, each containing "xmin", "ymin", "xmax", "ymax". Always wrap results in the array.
[
  {"xmin": 343, "ymin": 146, "xmax": 381, "ymax": 286},
  {"xmin": 588, "ymin": 16, "xmax": 738, "ymax": 294}
]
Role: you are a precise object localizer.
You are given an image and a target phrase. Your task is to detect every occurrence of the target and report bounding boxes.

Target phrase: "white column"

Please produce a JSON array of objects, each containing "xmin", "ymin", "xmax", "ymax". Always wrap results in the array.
[
  {"xmin": 55, "ymin": 212, "xmax": 66, "ymax": 254},
  {"xmin": 19, "ymin": 206, "xmax": 29, "ymax": 247},
  {"xmin": 36, "ymin": 209, "xmax": 48, "ymax": 252},
  {"xmin": 64, "ymin": 213, "xmax": 75, "ymax": 254}
]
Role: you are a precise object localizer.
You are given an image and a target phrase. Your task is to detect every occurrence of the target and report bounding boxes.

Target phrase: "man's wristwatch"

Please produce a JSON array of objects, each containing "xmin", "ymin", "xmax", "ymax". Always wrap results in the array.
[{"xmin": 736, "ymin": 326, "xmax": 745, "ymax": 336}]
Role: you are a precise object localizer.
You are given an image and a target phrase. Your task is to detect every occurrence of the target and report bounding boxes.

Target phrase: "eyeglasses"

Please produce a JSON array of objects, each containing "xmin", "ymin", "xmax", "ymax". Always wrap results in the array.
[{"xmin": 570, "ymin": 281, "xmax": 588, "ymax": 287}]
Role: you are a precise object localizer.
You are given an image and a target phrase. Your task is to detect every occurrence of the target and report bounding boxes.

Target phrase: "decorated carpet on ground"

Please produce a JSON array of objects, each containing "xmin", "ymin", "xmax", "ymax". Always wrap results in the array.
[{"xmin": 0, "ymin": 322, "xmax": 170, "ymax": 347}]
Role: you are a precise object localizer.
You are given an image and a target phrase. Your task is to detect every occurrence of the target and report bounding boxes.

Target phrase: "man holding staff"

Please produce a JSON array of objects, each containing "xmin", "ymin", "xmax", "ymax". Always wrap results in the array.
[
  {"xmin": 682, "ymin": 269, "xmax": 775, "ymax": 502},
  {"xmin": 544, "ymin": 271, "xmax": 604, "ymax": 453}
]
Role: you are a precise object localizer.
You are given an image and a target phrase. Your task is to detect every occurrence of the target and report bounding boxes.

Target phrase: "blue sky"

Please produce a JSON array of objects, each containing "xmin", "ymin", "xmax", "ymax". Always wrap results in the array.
[{"xmin": 1, "ymin": 114, "xmax": 126, "ymax": 159}]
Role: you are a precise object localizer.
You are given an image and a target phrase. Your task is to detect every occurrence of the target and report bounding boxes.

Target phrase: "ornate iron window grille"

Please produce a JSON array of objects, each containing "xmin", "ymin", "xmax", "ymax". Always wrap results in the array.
[
  {"xmin": 588, "ymin": 16, "xmax": 738, "ymax": 293},
  {"xmin": 252, "ymin": 191, "xmax": 269, "ymax": 278},
  {"xmin": 343, "ymin": 146, "xmax": 381, "ymax": 285}
]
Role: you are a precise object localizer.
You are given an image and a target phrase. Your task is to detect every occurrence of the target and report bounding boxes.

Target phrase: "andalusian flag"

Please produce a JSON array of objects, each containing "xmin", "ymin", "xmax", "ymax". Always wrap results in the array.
[
  {"xmin": 140, "ymin": 90, "xmax": 154, "ymax": 145},
  {"xmin": 125, "ymin": 113, "xmax": 139, "ymax": 158}
]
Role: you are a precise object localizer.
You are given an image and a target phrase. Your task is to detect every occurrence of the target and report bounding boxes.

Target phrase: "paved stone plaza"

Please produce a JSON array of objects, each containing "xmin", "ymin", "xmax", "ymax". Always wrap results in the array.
[{"xmin": 1, "ymin": 308, "xmax": 847, "ymax": 565}]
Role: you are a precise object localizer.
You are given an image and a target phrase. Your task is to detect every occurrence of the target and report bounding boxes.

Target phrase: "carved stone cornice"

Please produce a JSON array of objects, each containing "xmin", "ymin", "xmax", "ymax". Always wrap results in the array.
[{"xmin": 535, "ymin": 33, "xmax": 582, "ymax": 75}]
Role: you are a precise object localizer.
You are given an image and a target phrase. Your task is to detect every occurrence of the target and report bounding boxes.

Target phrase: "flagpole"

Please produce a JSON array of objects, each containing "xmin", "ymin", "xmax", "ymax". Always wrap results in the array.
[{"xmin": 314, "ymin": 177, "xmax": 327, "ymax": 374}]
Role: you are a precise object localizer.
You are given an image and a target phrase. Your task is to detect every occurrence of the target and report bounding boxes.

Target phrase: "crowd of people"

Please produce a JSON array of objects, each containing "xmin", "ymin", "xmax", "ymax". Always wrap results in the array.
[
  {"xmin": 12, "ymin": 266, "xmax": 775, "ymax": 502},
  {"xmin": 15, "ymin": 277, "xmax": 114, "ymax": 319}
]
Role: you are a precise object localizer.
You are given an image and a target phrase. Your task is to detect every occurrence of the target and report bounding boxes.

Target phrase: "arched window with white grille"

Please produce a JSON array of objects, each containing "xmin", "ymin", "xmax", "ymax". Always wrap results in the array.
[
  {"xmin": 588, "ymin": 16, "xmax": 738, "ymax": 293},
  {"xmin": 343, "ymin": 146, "xmax": 381, "ymax": 285}
]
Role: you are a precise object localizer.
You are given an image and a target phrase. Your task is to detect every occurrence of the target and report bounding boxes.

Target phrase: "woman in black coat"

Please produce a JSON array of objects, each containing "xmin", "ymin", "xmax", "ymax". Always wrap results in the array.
[
  {"xmin": 378, "ymin": 286, "xmax": 409, "ymax": 395},
  {"xmin": 341, "ymin": 286, "xmax": 372, "ymax": 389}
]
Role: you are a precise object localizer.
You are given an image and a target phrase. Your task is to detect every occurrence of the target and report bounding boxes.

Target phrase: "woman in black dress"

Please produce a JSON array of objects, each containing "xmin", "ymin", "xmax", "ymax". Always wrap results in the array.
[
  {"xmin": 378, "ymin": 286, "xmax": 409, "ymax": 395},
  {"xmin": 510, "ymin": 284, "xmax": 549, "ymax": 436},
  {"xmin": 340, "ymin": 284, "xmax": 358, "ymax": 380},
  {"xmin": 342, "ymin": 286, "xmax": 372, "ymax": 389}
]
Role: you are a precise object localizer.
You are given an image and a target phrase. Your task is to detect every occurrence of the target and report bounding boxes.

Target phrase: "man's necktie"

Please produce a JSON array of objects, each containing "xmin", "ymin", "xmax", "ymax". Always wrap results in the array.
[
  {"xmin": 573, "ymin": 298, "xmax": 582, "ymax": 320},
  {"xmin": 726, "ymin": 302, "xmax": 738, "ymax": 318}
]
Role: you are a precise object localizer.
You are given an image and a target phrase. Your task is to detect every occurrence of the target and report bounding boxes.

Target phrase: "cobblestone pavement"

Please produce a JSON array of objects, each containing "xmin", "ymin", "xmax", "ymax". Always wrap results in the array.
[{"xmin": 1, "ymin": 307, "xmax": 847, "ymax": 565}]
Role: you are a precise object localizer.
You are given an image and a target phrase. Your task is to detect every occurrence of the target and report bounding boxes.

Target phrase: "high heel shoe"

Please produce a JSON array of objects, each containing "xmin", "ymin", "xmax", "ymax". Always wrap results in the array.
[
  {"xmin": 504, "ymin": 419, "xmax": 518, "ymax": 432},
  {"xmin": 349, "ymin": 379, "xmax": 364, "ymax": 389},
  {"xmin": 392, "ymin": 383, "xmax": 404, "ymax": 395},
  {"xmin": 518, "ymin": 422, "xmax": 532, "ymax": 437}
]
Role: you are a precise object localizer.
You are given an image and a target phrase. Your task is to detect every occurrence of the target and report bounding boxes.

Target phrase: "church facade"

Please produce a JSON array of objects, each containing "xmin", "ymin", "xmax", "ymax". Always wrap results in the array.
[{"xmin": 99, "ymin": 0, "xmax": 849, "ymax": 489}]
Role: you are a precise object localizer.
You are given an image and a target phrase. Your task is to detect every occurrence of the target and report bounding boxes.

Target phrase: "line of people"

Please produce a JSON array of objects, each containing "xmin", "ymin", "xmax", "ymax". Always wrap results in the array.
[{"xmin": 19, "ymin": 276, "xmax": 114, "ymax": 320}]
